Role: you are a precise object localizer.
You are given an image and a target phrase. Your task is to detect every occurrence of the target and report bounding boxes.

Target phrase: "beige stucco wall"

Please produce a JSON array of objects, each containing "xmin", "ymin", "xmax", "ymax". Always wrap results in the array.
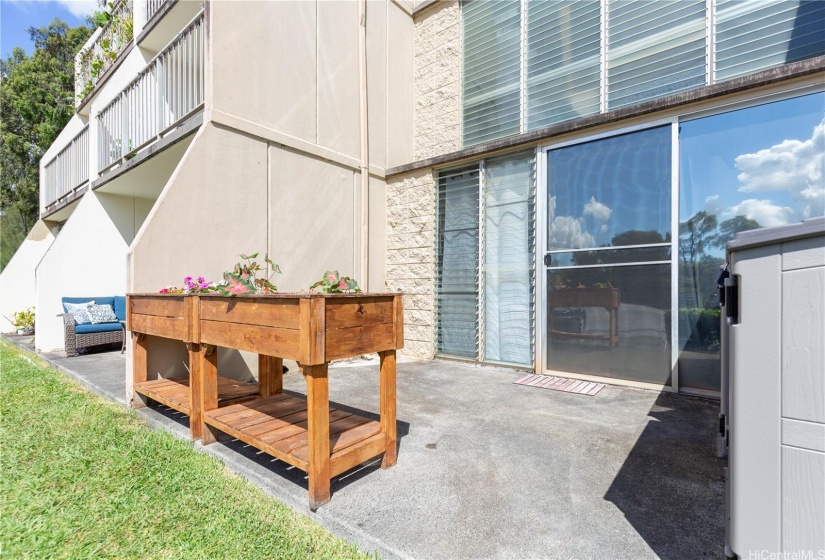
[
  {"xmin": 208, "ymin": 0, "xmax": 413, "ymax": 171},
  {"xmin": 268, "ymin": 145, "xmax": 360, "ymax": 292},
  {"xmin": 413, "ymin": 1, "xmax": 462, "ymax": 160},
  {"xmin": 35, "ymin": 192, "xmax": 147, "ymax": 352},
  {"xmin": 0, "ymin": 220, "xmax": 57, "ymax": 333},
  {"xmin": 386, "ymin": 168, "xmax": 436, "ymax": 359}
]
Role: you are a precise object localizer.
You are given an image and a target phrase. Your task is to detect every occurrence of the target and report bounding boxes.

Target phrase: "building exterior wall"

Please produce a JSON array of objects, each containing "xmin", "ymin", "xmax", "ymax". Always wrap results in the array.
[
  {"xmin": 35, "ymin": 192, "xmax": 145, "ymax": 351},
  {"xmin": 413, "ymin": 1, "xmax": 462, "ymax": 160},
  {"xmin": 386, "ymin": 168, "xmax": 436, "ymax": 359},
  {"xmin": 208, "ymin": 0, "xmax": 413, "ymax": 173},
  {"xmin": 0, "ymin": 221, "xmax": 57, "ymax": 333}
]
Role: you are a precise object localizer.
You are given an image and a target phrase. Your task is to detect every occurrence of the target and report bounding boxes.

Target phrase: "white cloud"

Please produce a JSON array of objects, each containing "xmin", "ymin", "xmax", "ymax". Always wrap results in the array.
[
  {"xmin": 583, "ymin": 196, "xmax": 612, "ymax": 223},
  {"xmin": 729, "ymin": 198, "xmax": 795, "ymax": 228},
  {"xmin": 548, "ymin": 196, "xmax": 596, "ymax": 249},
  {"xmin": 703, "ymin": 194, "xmax": 724, "ymax": 216},
  {"xmin": 54, "ymin": 0, "xmax": 97, "ymax": 18},
  {"xmin": 735, "ymin": 119, "xmax": 825, "ymax": 219},
  {"xmin": 549, "ymin": 216, "xmax": 596, "ymax": 250}
]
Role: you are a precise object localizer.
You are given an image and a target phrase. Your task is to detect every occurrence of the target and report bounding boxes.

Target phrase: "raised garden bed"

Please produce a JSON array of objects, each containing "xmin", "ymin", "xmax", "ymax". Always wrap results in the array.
[{"xmin": 127, "ymin": 293, "xmax": 403, "ymax": 509}]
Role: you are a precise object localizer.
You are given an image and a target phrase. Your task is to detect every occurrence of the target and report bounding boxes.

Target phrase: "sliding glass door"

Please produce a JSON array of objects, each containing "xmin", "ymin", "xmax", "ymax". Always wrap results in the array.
[{"xmin": 544, "ymin": 125, "xmax": 674, "ymax": 386}]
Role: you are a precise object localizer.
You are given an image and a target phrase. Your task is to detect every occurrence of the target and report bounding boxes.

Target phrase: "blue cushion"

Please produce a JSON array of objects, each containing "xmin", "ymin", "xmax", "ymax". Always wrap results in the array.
[
  {"xmin": 75, "ymin": 322, "xmax": 123, "ymax": 334},
  {"xmin": 113, "ymin": 296, "xmax": 126, "ymax": 321},
  {"xmin": 63, "ymin": 297, "xmax": 115, "ymax": 312}
]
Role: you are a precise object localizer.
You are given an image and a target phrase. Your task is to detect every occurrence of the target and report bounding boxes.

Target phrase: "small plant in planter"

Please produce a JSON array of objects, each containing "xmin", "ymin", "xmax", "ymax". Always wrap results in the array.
[
  {"xmin": 218, "ymin": 253, "xmax": 282, "ymax": 296},
  {"xmin": 310, "ymin": 271, "xmax": 362, "ymax": 294},
  {"xmin": 11, "ymin": 307, "xmax": 35, "ymax": 335},
  {"xmin": 159, "ymin": 276, "xmax": 221, "ymax": 294}
]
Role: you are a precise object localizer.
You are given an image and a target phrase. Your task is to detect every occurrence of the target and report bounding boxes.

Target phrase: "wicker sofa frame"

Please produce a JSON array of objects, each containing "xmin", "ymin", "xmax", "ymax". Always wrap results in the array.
[{"xmin": 62, "ymin": 313, "xmax": 124, "ymax": 357}]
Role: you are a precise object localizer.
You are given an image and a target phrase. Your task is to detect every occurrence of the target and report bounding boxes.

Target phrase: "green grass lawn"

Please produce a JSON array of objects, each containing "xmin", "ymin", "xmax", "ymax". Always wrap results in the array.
[{"xmin": 0, "ymin": 340, "xmax": 371, "ymax": 559}]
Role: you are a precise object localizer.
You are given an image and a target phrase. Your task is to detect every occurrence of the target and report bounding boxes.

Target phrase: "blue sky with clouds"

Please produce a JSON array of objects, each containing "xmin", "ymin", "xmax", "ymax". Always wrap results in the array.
[
  {"xmin": 545, "ymin": 92, "xmax": 824, "ymax": 257},
  {"xmin": 1, "ymin": 0, "xmax": 96, "ymax": 58},
  {"xmin": 681, "ymin": 92, "xmax": 825, "ymax": 244}
]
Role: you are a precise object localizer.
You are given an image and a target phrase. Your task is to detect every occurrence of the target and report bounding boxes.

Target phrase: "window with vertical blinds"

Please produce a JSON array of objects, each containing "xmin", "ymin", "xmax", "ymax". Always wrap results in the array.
[
  {"xmin": 526, "ymin": 0, "xmax": 601, "ymax": 130},
  {"xmin": 462, "ymin": 0, "xmax": 522, "ymax": 147},
  {"xmin": 715, "ymin": 0, "xmax": 825, "ymax": 82},
  {"xmin": 483, "ymin": 152, "xmax": 535, "ymax": 366},
  {"xmin": 436, "ymin": 166, "xmax": 480, "ymax": 358},
  {"xmin": 606, "ymin": 0, "xmax": 707, "ymax": 110},
  {"xmin": 436, "ymin": 154, "xmax": 536, "ymax": 367}
]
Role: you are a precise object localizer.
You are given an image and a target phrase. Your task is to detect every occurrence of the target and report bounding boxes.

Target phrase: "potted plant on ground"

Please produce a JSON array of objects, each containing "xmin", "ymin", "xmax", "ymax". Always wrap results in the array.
[{"xmin": 12, "ymin": 307, "xmax": 35, "ymax": 335}]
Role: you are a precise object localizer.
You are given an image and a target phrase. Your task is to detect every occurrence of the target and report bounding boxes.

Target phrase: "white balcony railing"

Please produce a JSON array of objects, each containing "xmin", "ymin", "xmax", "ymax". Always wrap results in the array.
[
  {"xmin": 145, "ymin": 0, "xmax": 166, "ymax": 23},
  {"xmin": 76, "ymin": 0, "xmax": 134, "ymax": 104},
  {"xmin": 97, "ymin": 13, "xmax": 204, "ymax": 173},
  {"xmin": 43, "ymin": 125, "xmax": 90, "ymax": 209}
]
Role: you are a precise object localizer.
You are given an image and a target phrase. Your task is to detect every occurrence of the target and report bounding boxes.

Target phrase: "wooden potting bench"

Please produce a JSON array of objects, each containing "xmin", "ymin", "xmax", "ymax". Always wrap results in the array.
[{"xmin": 127, "ymin": 292, "xmax": 403, "ymax": 509}]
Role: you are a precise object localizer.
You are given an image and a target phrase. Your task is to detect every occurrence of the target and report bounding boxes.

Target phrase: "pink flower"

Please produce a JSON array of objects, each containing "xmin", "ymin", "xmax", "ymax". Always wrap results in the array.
[
  {"xmin": 183, "ymin": 276, "xmax": 192, "ymax": 283},
  {"xmin": 197, "ymin": 276, "xmax": 205, "ymax": 283},
  {"xmin": 159, "ymin": 288, "xmax": 169, "ymax": 294},
  {"xmin": 338, "ymin": 279, "xmax": 347, "ymax": 290},
  {"xmin": 326, "ymin": 271, "xmax": 338, "ymax": 283}
]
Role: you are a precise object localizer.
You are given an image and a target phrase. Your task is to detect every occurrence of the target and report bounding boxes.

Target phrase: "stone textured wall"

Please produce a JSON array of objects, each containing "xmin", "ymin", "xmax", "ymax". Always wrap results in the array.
[
  {"xmin": 385, "ymin": 169, "xmax": 436, "ymax": 359},
  {"xmin": 413, "ymin": 1, "xmax": 462, "ymax": 160}
]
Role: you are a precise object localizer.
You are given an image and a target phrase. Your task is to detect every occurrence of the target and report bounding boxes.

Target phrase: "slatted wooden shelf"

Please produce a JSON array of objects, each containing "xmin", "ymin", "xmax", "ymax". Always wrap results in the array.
[
  {"xmin": 203, "ymin": 394, "xmax": 386, "ymax": 477},
  {"xmin": 134, "ymin": 376, "xmax": 260, "ymax": 414}
]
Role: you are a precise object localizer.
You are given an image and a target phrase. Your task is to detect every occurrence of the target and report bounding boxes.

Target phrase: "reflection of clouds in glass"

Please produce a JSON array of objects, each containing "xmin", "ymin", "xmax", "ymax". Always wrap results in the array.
[
  {"xmin": 548, "ymin": 196, "xmax": 596, "ymax": 249},
  {"xmin": 735, "ymin": 119, "xmax": 825, "ymax": 218},
  {"xmin": 549, "ymin": 216, "xmax": 596, "ymax": 249},
  {"xmin": 583, "ymin": 196, "xmax": 612, "ymax": 223},
  {"xmin": 729, "ymin": 198, "xmax": 795, "ymax": 227},
  {"xmin": 704, "ymin": 194, "xmax": 724, "ymax": 215}
]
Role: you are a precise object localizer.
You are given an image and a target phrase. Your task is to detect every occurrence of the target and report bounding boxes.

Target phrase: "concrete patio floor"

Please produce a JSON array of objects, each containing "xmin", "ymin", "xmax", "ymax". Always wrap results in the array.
[{"xmin": 6, "ymin": 335, "xmax": 726, "ymax": 560}]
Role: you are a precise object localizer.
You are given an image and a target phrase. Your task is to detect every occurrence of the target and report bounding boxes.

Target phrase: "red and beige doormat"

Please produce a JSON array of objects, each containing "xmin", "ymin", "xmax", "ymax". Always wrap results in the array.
[{"xmin": 514, "ymin": 374, "xmax": 604, "ymax": 396}]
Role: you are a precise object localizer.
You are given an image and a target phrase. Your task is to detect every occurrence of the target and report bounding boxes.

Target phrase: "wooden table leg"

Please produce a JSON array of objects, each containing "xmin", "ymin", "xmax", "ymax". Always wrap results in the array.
[
  {"xmin": 188, "ymin": 343, "xmax": 202, "ymax": 440},
  {"xmin": 379, "ymin": 350, "xmax": 397, "ymax": 469},
  {"xmin": 304, "ymin": 363, "xmax": 330, "ymax": 510},
  {"xmin": 258, "ymin": 355, "xmax": 283, "ymax": 398},
  {"xmin": 199, "ymin": 345, "xmax": 219, "ymax": 445},
  {"xmin": 132, "ymin": 333, "xmax": 148, "ymax": 408}
]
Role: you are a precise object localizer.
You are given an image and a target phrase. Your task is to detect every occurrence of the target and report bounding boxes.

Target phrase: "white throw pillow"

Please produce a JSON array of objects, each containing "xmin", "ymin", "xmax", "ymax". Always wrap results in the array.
[
  {"xmin": 88, "ymin": 304, "xmax": 118, "ymax": 324},
  {"xmin": 65, "ymin": 301, "xmax": 95, "ymax": 325}
]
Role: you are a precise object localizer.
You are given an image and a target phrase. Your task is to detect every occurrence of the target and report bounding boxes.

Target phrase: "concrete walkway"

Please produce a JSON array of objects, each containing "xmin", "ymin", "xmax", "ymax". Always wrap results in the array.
[{"xmin": 5, "ymin": 335, "xmax": 726, "ymax": 560}]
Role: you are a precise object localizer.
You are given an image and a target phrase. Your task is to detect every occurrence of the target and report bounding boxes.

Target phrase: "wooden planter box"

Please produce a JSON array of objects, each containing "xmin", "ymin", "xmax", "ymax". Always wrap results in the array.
[{"xmin": 127, "ymin": 293, "xmax": 403, "ymax": 509}]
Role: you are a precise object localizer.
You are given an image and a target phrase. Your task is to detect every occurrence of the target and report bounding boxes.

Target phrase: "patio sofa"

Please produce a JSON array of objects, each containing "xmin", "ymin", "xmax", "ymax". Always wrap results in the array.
[{"xmin": 61, "ymin": 296, "xmax": 126, "ymax": 357}]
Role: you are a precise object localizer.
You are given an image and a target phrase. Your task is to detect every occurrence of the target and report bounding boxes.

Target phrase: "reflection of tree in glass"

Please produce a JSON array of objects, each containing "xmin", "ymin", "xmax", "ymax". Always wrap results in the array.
[
  {"xmin": 679, "ymin": 211, "xmax": 761, "ymax": 309},
  {"xmin": 711, "ymin": 216, "xmax": 761, "ymax": 249},
  {"xmin": 570, "ymin": 230, "xmax": 670, "ymax": 267},
  {"xmin": 554, "ymin": 230, "xmax": 671, "ymax": 293},
  {"xmin": 679, "ymin": 211, "xmax": 718, "ymax": 309}
]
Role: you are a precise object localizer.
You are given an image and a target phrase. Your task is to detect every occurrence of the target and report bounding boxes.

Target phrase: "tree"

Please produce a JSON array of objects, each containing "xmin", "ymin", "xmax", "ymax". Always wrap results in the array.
[
  {"xmin": 0, "ymin": 19, "xmax": 91, "ymax": 248},
  {"xmin": 0, "ymin": 209, "xmax": 27, "ymax": 271},
  {"xmin": 679, "ymin": 211, "xmax": 718, "ymax": 308},
  {"xmin": 710, "ymin": 215, "xmax": 762, "ymax": 249}
]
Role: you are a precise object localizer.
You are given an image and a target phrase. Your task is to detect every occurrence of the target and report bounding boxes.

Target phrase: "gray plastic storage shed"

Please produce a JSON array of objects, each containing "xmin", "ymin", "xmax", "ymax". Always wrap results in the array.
[{"xmin": 724, "ymin": 217, "xmax": 825, "ymax": 559}]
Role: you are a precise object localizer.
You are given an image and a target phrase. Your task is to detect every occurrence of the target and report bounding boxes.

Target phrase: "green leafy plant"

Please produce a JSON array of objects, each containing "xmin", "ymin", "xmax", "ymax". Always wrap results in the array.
[
  {"xmin": 77, "ymin": 1, "xmax": 134, "ymax": 102},
  {"xmin": 11, "ymin": 307, "xmax": 35, "ymax": 332},
  {"xmin": 218, "ymin": 253, "xmax": 282, "ymax": 296},
  {"xmin": 310, "ymin": 271, "xmax": 361, "ymax": 294}
]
